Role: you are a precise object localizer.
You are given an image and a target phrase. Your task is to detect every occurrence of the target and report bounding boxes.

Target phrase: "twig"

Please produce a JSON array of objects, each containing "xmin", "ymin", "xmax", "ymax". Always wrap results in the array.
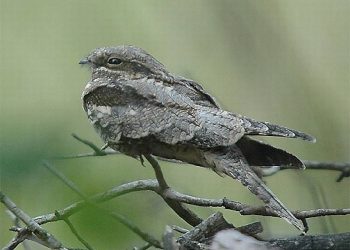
[
  {"xmin": 71, "ymin": 133, "xmax": 106, "ymax": 156},
  {"xmin": 281, "ymin": 161, "xmax": 350, "ymax": 181},
  {"xmin": 34, "ymin": 179, "xmax": 159, "ymax": 224},
  {"xmin": 163, "ymin": 226, "xmax": 179, "ymax": 250},
  {"xmin": 269, "ymin": 232, "xmax": 350, "ymax": 250},
  {"xmin": 133, "ymin": 243, "xmax": 152, "ymax": 250},
  {"xmin": 55, "ymin": 211, "xmax": 94, "ymax": 250},
  {"xmin": 144, "ymin": 154, "xmax": 203, "ymax": 227},
  {"xmin": 108, "ymin": 212, "xmax": 162, "ymax": 248},
  {"xmin": 302, "ymin": 160, "xmax": 350, "ymax": 172},
  {"xmin": 54, "ymin": 149, "xmax": 119, "ymax": 160},
  {"xmin": 5, "ymin": 211, "xmax": 32, "ymax": 250},
  {"xmin": 3, "ymin": 227, "xmax": 32, "ymax": 250},
  {"xmin": 178, "ymin": 212, "xmax": 233, "ymax": 247},
  {"xmin": 56, "ymin": 134, "xmax": 350, "ymax": 183},
  {"xmin": 171, "ymin": 225, "xmax": 189, "ymax": 234},
  {"xmin": 43, "ymin": 161, "xmax": 162, "ymax": 249},
  {"xmin": 33, "ymin": 178, "xmax": 350, "ymax": 227},
  {"xmin": 0, "ymin": 192, "xmax": 66, "ymax": 250},
  {"xmin": 43, "ymin": 161, "xmax": 88, "ymax": 199},
  {"xmin": 3, "ymin": 134, "xmax": 348, "ymax": 248},
  {"xmin": 144, "ymin": 154, "xmax": 169, "ymax": 190},
  {"xmin": 235, "ymin": 222, "xmax": 264, "ymax": 236}
]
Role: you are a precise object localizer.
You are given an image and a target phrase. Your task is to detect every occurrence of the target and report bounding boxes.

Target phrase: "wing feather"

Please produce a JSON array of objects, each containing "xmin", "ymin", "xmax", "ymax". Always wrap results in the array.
[{"xmin": 83, "ymin": 78, "xmax": 202, "ymax": 144}]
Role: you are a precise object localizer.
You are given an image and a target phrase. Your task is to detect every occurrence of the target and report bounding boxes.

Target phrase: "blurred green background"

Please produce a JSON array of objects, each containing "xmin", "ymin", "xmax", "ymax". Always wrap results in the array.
[{"xmin": 1, "ymin": 0, "xmax": 349, "ymax": 249}]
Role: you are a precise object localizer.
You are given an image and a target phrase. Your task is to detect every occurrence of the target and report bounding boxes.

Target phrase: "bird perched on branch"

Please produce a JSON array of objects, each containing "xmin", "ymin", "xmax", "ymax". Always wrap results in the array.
[{"xmin": 80, "ymin": 45, "xmax": 315, "ymax": 232}]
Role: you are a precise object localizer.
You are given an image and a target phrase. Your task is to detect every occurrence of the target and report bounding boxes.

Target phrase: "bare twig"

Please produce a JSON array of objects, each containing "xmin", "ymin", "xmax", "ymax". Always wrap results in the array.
[
  {"xmin": 71, "ymin": 133, "xmax": 106, "ymax": 156},
  {"xmin": 34, "ymin": 179, "xmax": 159, "ymax": 224},
  {"xmin": 3, "ymin": 134, "xmax": 349, "ymax": 249},
  {"xmin": 171, "ymin": 225, "xmax": 189, "ymax": 234},
  {"xmin": 55, "ymin": 211, "xmax": 94, "ymax": 250},
  {"xmin": 108, "ymin": 212, "xmax": 162, "ymax": 248},
  {"xmin": 269, "ymin": 232, "xmax": 350, "ymax": 250},
  {"xmin": 144, "ymin": 154, "xmax": 203, "ymax": 227},
  {"xmin": 62, "ymin": 134, "xmax": 350, "ymax": 170},
  {"xmin": 163, "ymin": 226, "xmax": 179, "ymax": 250},
  {"xmin": 144, "ymin": 154, "xmax": 169, "ymax": 190},
  {"xmin": 302, "ymin": 160, "xmax": 350, "ymax": 172},
  {"xmin": 55, "ymin": 134, "xmax": 350, "ymax": 183},
  {"xmin": 33, "ymin": 178, "xmax": 350, "ymax": 228},
  {"xmin": 3, "ymin": 227, "xmax": 32, "ymax": 250},
  {"xmin": 178, "ymin": 212, "xmax": 234, "ymax": 249},
  {"xmin": 280, "ymin": 161, "xmax": 350, "ymax": 181},
  {"xmin": 133, "ymin": 243, "xmax": 152, "ymax": 250},
  {"xmin": 0, "ymin": 192, "xmax": 67, "ymax": 250},
  {"xmin": 5, "ymin": 211, "xmax": 32, "ymax": 250},
  {"xmin": 54, "ymin": 148, "xmax": 119, "ymax": 160},
  {"xmin": 236, "ymin": 222, "xmax": 264, "ymax": 236},
  {"xmin": 43, "ymin": 161, "xmax": 162, "ymax": 249}
]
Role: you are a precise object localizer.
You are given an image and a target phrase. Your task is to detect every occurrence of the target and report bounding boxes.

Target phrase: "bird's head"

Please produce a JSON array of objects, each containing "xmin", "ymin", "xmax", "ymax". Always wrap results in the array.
[{"xmin": 79, "ymin": 45, "xmax": 169, "ymax": 81}]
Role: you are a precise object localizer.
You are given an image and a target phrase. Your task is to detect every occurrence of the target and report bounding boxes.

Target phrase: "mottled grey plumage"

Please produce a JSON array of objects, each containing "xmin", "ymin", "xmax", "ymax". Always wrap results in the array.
[{"xmin": 80, "ymin": 45, "xmax": 315, "ymax": 231}]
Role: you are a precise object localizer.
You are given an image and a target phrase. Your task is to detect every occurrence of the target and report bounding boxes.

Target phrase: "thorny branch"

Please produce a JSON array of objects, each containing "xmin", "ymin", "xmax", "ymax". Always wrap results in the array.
[
  {"xmin": 2, "ymin": 134, "xmax": 349, "ymax": 249},
  {"xmin": 57, "ymin": 134, "xmax": 350, "ymax": 181},
  {"xmin": 43, "ymin": 161, "xmax": 163, "ymax": 249},
  {"xmin": 5, "ymin": 211, "xmax": 32, "ymax": 250},
  {"xmin": 300, "ymin": 160, "xmax": 350, "ymax": 182},
  {"xmin": 32, "ymin": 178, "xmax": 350, "ymax": 227},
  {"xmin": 0, "ymin": 192, "xmax": 68, "ymax": 250},
  {"xmin": 144, "ymin": 154, "xmax": 203, "ymax": 227}
]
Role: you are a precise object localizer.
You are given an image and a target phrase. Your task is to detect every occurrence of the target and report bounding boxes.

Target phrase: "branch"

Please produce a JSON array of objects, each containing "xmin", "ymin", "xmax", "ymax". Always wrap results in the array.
[
  {"xmin": 178, "ymin": 212, "xmax": 233, "ymax": 246},
  {"xmin": 174, "ymin": 213, "xmax": 350, "ymax": 250},
  {"xmin": 43, "ymin": 161, "xmax": 162, "ymax": 249},
  {"xmin": 162, "ymin": 226, "xmax": 178, "ymax": 250},
  {"xmin": 71, "ymin": 133, "xmax": 106, "ymax": 156},
  {"xmin": 269, "ymin": 232, "xmax": 350, "ymax": 250},
  {"xmin": 54, "ymin": 211, "xmax": 93, "ymax": 250},
  {"xmin": 58, "ymin": 134, "xmax": 350, "ymax": 183},
  {"xmin": 5, "ymin": 134, "xmax": 348, "ymax": 249},
  {"xmin": 0, "ymin": 191, "xmax": 67, "ymax": 250},
  {"xmin": 5, "ymin": 211, "xmax": 32, "ymax": 250},
  {"xmin": 279, "ymin": 160, "xmax": 350, "ymax": 181},
  {"xmin": 177, "ymin": 213, "xmax": 266, "ymax": 250},
  {"xmin": 33, "ymin": 178, "xmax": 350, "ymax": 228},
  {"xmin": 34, "ymin": 179, "xmax": 159, "ymax": 224},
  {"xmin": 144, "ymin": 154, "xmax": 203, "ymax": 227},
  {"xmin": 304, "ymin": 160, "xmax": 350, "ymax": 182}
]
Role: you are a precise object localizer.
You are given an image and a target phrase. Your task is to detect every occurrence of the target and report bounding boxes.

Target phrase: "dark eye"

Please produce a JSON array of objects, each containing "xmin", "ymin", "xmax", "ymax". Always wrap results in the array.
[{"xmin": 107, "ymin": 58, "xmax": 122, "ymax": 65}]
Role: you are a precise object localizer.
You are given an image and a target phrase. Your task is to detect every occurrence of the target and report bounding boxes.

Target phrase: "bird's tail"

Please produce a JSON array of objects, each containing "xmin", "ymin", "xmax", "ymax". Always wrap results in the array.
[
  {"xmin": 236, "ymin": 136, "xmax": 305, "ymax": 169},
  {"xmin": 145, "ymin": 141, "xmax": 304, "ymax": 231},
  {"xmin": 203, "ymin": 146, "xmax": 305, "ymax": 232}
]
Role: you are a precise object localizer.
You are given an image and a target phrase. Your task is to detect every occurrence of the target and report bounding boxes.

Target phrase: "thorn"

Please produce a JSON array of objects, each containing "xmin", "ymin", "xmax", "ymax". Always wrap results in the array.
[
  {"xmin": 140, "ymin": 155, "xmax": 146, "ymax": 167},
  {"xmin": 101, "ymin": 143, "xmax": 109, "ymax": 151},
  {"xmin": 301, "ymin": 218, "xmax": 309, "ymax": 234}
]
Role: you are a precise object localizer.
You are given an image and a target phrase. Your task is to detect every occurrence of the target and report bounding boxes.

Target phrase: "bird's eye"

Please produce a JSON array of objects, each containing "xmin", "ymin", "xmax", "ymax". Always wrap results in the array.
[{"xmin": 107, "ymin": 58, "xmax": 122, "ymax": 65}]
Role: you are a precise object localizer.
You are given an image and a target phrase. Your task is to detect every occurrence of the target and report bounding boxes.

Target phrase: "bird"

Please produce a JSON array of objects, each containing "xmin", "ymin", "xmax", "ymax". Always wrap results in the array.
[{"xmin": 79, "ymin": 45, "xmax": 315, "ymax": 232}]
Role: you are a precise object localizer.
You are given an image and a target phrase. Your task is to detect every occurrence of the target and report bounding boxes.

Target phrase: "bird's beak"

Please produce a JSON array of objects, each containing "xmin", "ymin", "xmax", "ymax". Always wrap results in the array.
[{"xmin": 79, "ymin": 57, "xmax": 89, "ymax": 65}]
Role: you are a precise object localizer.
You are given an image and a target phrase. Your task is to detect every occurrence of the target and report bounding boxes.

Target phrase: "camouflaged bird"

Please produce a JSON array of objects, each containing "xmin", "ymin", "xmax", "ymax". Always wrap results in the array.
[{"xmin": 80, "ymin": 45, "xmax": 315, "ymax": 232}]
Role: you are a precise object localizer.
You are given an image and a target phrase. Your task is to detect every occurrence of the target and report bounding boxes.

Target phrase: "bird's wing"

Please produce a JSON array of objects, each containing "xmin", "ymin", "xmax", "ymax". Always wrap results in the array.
[
  {"xmin": 238, "ymin": 115, "xmax": 316, "ymax": 142},
  {"xmin": 170, "ymin": 77, "xmax": 315, "ymax": 144},
  {"xmin": 190, "ymin": 107, "xmax": 246, "ymax": 147},
  {"xmin": 83, "ymin": 79, "xmax": 202, "ymax": 144},
  {"xmin": 187, "ymin": 106, "xmax": 315, "ymax": 149},
  {"xmin": 177, "ymin": 77, "xmax": 221, "ymax": 108}
]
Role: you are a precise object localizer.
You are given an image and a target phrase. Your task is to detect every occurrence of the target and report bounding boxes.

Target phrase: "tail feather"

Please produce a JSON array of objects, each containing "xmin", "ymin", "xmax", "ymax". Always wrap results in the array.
[
  {"xmin": 203, "ymin": 146, "xmax": 305, "ymax": 232},
  {"xmin": 236, "ymin": 136, "xmax": 305, "ymax": 169},
  {"xmin": 241, "ymin": 117, "xmax": 316, "ymax": 143},
  {"xmin": 146, "ymin": 141, "xmax": 305, "ymax": 231},
  {"xmin": 226, "ymin": 168, "xmax": 305, "ymax": 231}
]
